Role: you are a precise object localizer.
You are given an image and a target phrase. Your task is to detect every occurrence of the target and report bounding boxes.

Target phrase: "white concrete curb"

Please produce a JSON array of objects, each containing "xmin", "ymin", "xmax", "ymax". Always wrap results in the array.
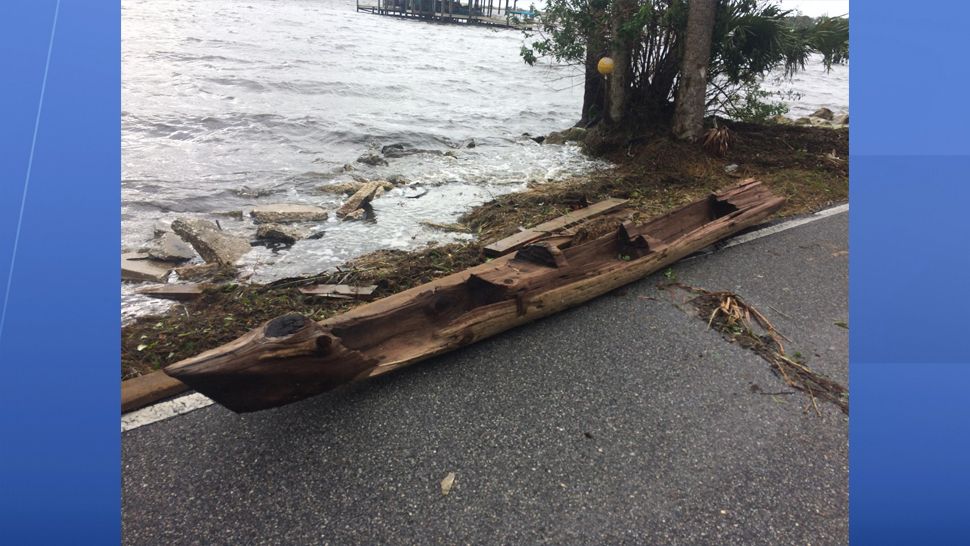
[
  {"xmin": 719, "ymin": 203, "xmax": 848, "ymax": 250},
  {"xmin": 122, "ymin": 393, "xmax": 214, "ymax": 432}
]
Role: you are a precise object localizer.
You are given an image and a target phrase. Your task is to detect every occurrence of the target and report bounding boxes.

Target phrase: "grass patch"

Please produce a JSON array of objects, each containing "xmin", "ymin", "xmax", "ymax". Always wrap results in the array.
[{"xmin": 461, "ymin": 122, "xmax": 847, "ymax": 247}]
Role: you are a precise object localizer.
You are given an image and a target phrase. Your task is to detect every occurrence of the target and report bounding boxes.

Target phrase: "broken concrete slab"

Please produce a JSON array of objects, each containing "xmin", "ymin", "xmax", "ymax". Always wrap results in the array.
[
  {"xmin": 318, "ymin": 180, "xmax": 395, "ymax": 196},
  {"xmin": 811, "ymin": 107, "xmax": 834, "ymax": 120},
  {"xmin": 336, "ymin": 181, "xmax": 384, "ymax": 220},
  {"xmin": 171, "ymin": 218, "xmax": 251, "ymax": 266},
  {"xmin": 343, "ymin": 209, "xmax": 367, "ymax": 221},
  {"xmin": 255, "ymin": 223, "xmax": 308, "ymax": 245},
  {"xmin": 145, "ymin": 232, "xmax": 196, "ymax": 263},
  {"xmin": 250, "ymin": 204, "xmax": 329, "ymax": 224},
  {"xmin": 122, "ymin": 252, "xmax": 172, "ymax": 283},
  {"xmin": 318, "ymin": 182, "xmax": 366, "ymax": 196},
  {"xmin": 544, "ymin": 126, "xmax": 587, "ymax": 145},
  {"xmin": 152, "ymin": 220, "xmax": 172, "ymax": 237}
]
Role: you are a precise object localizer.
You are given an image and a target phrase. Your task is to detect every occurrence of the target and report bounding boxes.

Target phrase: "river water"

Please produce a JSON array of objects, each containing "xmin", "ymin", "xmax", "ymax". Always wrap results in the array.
[{"xmin": 122, "ymin": 0, "xmax": 848, "ymax": 321}]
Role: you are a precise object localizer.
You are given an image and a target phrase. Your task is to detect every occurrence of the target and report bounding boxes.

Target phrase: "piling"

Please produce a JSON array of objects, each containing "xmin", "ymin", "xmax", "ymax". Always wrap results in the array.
[{"xmin": 356, "ymin": 0, "xmax": 536, "ymax": 30}]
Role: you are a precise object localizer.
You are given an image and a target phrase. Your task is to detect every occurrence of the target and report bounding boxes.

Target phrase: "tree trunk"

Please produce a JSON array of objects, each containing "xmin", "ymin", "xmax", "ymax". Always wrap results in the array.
[
  {"xmin": 607, "ymin": 0, "xmax": 637, "ymax": 124},
  {"xmin": 580, "ymin": 43, "xmax": 607, "ymax": 127},
  {"xmin": 673, "ymin": 0, "xmax": 718, "ymax": 141}
]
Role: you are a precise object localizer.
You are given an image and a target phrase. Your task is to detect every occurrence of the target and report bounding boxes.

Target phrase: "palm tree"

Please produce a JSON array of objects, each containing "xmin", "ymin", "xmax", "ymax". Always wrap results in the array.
[
  {"xmin": 521, "ymin": 1, "xmax": 849, "ymax": 131},
  {"xmin": 673, "ymin": 0, "xmax": 718, "ymax": 140}
]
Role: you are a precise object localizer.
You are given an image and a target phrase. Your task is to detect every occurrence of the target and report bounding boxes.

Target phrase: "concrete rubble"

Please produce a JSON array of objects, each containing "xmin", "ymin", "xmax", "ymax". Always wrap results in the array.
[
  {"xmin": 171, "ymin": 218, "xmax": 251, "ymax": 266},
  {"xmin": 145, "ymin": 232, "xmax": 196, "ymax": 263},
  {"xmin": 122, "ymin": 251, "xmax": 172, "ymax": 283},
  {"xmin": 255, "ymin": 223, "xmax": 308, "ymax": 245},
  {"xmin": 336, "ymin": 181, "xmax": 384, "ymax": 220},
  {"xmin": 250, "ymin": 204, "xmax": 329, "ymax": 224}
]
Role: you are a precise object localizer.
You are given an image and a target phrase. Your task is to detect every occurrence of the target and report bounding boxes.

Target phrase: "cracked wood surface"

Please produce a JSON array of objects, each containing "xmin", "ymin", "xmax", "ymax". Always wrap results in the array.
[{"xmin": 165, "ymin": 181, "xmax": 784, "ymax": 412}]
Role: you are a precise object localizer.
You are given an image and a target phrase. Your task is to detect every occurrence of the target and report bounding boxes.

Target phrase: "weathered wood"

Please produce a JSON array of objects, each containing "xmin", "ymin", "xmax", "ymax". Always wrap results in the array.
[
  {"xmin": 122, "ymin": 371, "xmax": 188, "ymax": 413},
  {"xmin": 336, "ymin": 181, "xmax": 384, "ymax": 219},
  {"xmin": 513, "ymin": 241, "xmax": 568, "ymax": 268},
  {"xmin": 483, "ymin": 198, "xmax": 629, "ymax": 257},
  {"xmin": 298, "ymin": 284, "xmax": 378, "ymax": 300},
  {"xmin": 137, "ymin": 283, "xmax": 205, "ymax": 301},
  {"xmin": 165, "ymin": 181, "xmax": 784, "ymax": 413},
  {"xmin": 166, "ymin": 313, "xmax": 378, "ymax": 411}
]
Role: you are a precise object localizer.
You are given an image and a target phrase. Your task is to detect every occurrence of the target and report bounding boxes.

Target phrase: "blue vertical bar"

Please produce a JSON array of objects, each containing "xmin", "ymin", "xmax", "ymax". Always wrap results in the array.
[
  {"xmin": 851, "ymin": 1, "xmax": 970, "ymax": 544},
  {"xmin": 0, "ymin": 1, "xmax": 121, "ymax": 542}
]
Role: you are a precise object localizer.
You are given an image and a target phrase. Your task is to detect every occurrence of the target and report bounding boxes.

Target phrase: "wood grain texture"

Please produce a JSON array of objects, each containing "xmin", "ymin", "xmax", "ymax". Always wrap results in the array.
[
  {"xmin": 122, "ymin": 371, "xmax": 188, "ymax": 413},
  {"xmin": 165, "ymin": 181, "xmax": 784, "ymax": 413},
  {"xmin": 298, "ymin": 284, "xmax": 378, "ymax": 299},
  {"xmin": 483, "ymin": 197, "xmax": 629, "ymax": 257}
]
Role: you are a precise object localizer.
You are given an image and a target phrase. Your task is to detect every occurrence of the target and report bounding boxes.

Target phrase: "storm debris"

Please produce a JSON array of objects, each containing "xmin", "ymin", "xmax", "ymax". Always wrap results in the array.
[{"xmin": 665, "ymin": 283, "xmax": 848, "ymax": 415}]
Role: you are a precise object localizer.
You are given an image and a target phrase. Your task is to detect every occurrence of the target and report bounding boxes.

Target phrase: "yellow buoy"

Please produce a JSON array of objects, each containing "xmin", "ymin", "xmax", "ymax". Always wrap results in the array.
[{"xmin": 597, "ymin": 56, "xmax": 615, "ymax": 76}]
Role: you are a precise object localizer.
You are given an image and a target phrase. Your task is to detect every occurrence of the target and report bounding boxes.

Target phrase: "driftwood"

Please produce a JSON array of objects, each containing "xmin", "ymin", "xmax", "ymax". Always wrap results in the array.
[
  {"xmin": 483, "ymin": 198, "xmax": 628, "ymax": 257},
  {"xmin": 298, "ymin": 284, "xmax": 378, "ymax": 300},
  {"xmin": 122, "ymin": 370, "xmax": 188, "ymax": 413},
  {"xmin": 165, "ymin": 180, "xmax": 784, "ymax": 412}
]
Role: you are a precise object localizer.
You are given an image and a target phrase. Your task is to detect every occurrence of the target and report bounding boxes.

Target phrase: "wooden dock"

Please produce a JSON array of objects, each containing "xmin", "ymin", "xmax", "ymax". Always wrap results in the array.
[{"xmin": 356, "ymin": 0, "xmax": 537, "ymax": 30}]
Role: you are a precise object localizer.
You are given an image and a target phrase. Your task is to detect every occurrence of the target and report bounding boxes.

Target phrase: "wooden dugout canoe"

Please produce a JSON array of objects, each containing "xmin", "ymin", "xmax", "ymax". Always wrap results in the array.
[{"xmin": 164, "ymin": 180, "xmax": 785, "ymax": 412}]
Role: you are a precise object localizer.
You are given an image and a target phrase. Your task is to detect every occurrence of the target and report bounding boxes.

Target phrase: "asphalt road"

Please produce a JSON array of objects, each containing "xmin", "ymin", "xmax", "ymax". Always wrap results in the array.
[{"xmin": 123, "ymin": 212, "xmax": 849, "ymax": 545}]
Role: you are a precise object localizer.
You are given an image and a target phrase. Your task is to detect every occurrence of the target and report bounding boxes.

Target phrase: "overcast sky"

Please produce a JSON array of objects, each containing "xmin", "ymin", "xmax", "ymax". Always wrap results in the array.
[{"xmin": 776, "ymin": 0, "xmax": 849, "ymax": 17}]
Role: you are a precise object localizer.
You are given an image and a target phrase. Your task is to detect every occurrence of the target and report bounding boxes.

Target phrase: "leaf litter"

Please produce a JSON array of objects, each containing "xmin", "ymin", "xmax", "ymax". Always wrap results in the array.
[{"xmin": 662, "ymin": 282, "xmax": 848, "ymax": 415}]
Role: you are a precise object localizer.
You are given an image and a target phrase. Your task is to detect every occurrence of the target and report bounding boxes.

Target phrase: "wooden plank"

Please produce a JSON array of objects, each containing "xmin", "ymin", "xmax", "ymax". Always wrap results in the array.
[
  {"xmin": 122, "ymin": 371, "xmax": 189, "ymax": 413},
  {"xmin": 299, "ymin": 284, "xmax": 378, "ymax": 300},
  {"xmin": 483, "ymin": 198, "xmax": 629, "ymax": 257},
  {"xmin": 137, "ymin": 283, "xmax": 205, "ymax": 301}
]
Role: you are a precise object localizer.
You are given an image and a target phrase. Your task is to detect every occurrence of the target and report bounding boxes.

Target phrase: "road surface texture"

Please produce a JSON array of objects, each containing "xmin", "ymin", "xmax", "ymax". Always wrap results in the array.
[{"xmin": 123, "ymin": 211, "xmax": 848, "ymax": 545}]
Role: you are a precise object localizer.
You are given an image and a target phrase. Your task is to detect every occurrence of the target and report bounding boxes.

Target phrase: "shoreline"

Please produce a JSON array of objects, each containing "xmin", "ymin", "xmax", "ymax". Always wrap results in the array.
[{"xmin": 122, "ymin": 120, "xmax": 848, "ymax": 382}]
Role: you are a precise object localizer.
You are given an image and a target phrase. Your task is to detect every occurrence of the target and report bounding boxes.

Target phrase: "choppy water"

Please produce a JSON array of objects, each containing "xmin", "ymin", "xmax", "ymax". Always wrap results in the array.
[
  {"xmin": 762, "ymin": 58, "xmax": 849, "ymax": 118},
  {"xmin": 122, "ymin": 0, "xmax": 847, "ymax": 321}
]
